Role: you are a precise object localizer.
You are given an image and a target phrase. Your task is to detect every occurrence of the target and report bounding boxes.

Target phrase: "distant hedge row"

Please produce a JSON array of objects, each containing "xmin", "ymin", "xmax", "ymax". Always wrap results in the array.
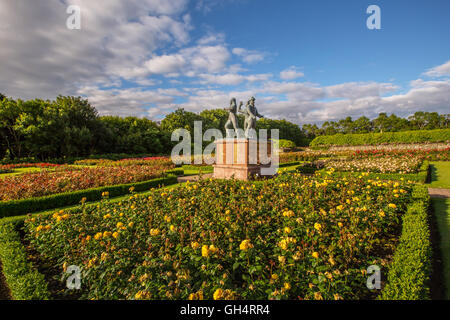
[
  {"xmin": 0, "ymin": 173, "xmax": 181, "ymax": 219},
  {"xmin": 310, "ymin": 129, "xmax": 450, "ymax": 147},
  {"xmin": 381, "ymin": 184, "xmax": 432, "ymax": 300}
]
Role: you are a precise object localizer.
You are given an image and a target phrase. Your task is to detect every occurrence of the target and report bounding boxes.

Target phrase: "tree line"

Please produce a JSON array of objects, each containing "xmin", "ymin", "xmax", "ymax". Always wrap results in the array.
[
  {"xmin": 0, "ymin": 95, "xmax": 308, "ymax": 161},
  {"xmin": 1, "ymin": 93, "xmax": 448, "ymax": 161},
  {"xmin": 302, "ymin": 112, "xmax": 449, "ymax": 139}
]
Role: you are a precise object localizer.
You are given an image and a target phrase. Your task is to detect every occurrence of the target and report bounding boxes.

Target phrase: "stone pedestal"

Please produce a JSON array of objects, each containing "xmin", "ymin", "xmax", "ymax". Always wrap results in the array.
[{"xmin": 213, "ymin": 139, "xmax": 273, "ymax": 180}]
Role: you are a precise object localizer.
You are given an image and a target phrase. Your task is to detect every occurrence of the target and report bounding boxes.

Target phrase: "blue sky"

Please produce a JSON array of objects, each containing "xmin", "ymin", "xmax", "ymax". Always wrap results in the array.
[{"xmin": 1, "ymin": 0, "xmax": 449, "ymax": 124}]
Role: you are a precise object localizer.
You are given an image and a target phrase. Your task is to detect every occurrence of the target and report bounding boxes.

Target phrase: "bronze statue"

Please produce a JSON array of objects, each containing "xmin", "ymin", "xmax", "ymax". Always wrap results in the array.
[
  {"xmin": 224, "ymin": 98, "xmax": 242, "ymax": 137},
  {"xmin": 239, "ymin": 97, "xmax": 264, "ymax": 138}
]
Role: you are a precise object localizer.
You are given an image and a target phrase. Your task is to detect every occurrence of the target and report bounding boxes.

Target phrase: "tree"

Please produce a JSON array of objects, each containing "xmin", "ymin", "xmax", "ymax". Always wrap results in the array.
[
  {"xmin": 352, "ymin": 116, "xmax": 372, "ymax": 133},
  {"xmin": 160, "ymin": 108, "xmax": 203, "ymax": 137}
]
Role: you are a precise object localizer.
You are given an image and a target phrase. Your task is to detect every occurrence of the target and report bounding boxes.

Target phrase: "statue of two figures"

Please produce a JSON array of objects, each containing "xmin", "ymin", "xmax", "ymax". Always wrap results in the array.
[{"xmin": 224, "ymin": 96, "xmax": 264, "ymax": 139}]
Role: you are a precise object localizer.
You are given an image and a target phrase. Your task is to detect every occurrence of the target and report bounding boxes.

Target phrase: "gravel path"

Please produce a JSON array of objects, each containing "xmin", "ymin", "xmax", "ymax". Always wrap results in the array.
[
  {"xmin": 429, "ymin": 188, "xmax": 450, "ymax": 199},
  {"xmin": 177, "ymin": 173, "xmax": 213, "ymax": 183}
]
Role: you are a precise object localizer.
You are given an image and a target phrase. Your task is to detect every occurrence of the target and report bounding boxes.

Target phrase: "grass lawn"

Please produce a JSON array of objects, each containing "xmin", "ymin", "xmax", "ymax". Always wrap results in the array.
[
  {"xmin": 432, "ymin": 198, "xmax": 450, "ymax": 299},
  {"xmin": 0, "ymin": 167, "xmax": 42, "ymax": 178},
  {"xmin": 429, "ymin": 162, "xmax": 450, "ymax": 189}
]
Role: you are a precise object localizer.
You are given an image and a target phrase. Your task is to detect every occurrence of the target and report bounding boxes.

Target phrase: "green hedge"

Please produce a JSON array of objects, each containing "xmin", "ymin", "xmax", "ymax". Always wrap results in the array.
[
  {"xmin": 0, "ymin": 223, "xmax": 50, "ymax": 300},
  {"xmin": 310, "ymin": 129, "xmax": 450, "ymax": 147},
  {"xmin": 0, "ymin": 175, "xmax": 179, "ymax": 219},
  {"xmin": 381, "ymin": 184, "xmax": 432, "ymax": 300}
]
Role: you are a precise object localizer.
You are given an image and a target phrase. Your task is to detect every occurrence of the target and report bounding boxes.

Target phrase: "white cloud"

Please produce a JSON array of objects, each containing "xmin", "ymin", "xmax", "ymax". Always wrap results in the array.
[
  {"xmin": 423, "ymin": 60, "xmax": 450, "ymax": 77},
  {"xmin": 0, "ymin": 0, "xmax": 190, "ymax": 99},
  {"xmin": 145, "ymin": 54, "xmax": 186, "ymax": 74},
  {"xmin": 198, "ymin": 73, "xmax": 272, "ymax": 85},
  {"xmin": 325, "ymin": 82, "xmax": 398, "ymax": 100},
  {"xmin": 232, "ymin": 48, "xmax": 266, "ymax": 64},
  {"xmin": 77, "ymin": 85, "xmax": 176, "ymax": 117},
  {"xmin": 280, "ymin": 66, "xmax": 304, "ymax": 80}
]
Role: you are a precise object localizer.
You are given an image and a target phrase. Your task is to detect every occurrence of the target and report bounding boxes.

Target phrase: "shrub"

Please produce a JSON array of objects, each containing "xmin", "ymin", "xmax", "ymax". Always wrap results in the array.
[
  {"xmin": 381, "ymin": 185, "xmax": 432, "ymax": 300},
  {"xmin": 310, "ymin": 129, "xmax": 450, "ymax": 147},
  {"xmin": 0, "ymin": 223, "xmax": 50, "ymax": 300},
  {"xmin": 276, "ymin": 139, "xmax": 296, "ymax": 149}
]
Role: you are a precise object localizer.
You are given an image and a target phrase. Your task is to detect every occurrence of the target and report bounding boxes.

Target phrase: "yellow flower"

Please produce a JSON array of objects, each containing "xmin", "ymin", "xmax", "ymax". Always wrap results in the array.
[
  {"xmin": 94, "ymin": 232, "xmax": 102, "ymax": 240},
  {"xmin": 271, "ymin": 273, "xmax": 278, "ymax": 280},
  {"xmin": 388, "ymin": 203, "xmax": 397, "ymax": 209},
  {"xmin": 128, "ymin": 222, "xmax": 134, "ymax": 228},
  {"xmin": 209, "ymin": 244, "xmax": 218, "ymax": 253},
  {"xmin": 284, "ymin": 227, "xmax": 292, "ymax": 234},
  {"xmin": 191, "ymin": 241, "xmax": 200, "ymax": 250},
  {"xmin": 213, "ymin": 288, "xmax": 223, "ymax": 300},
  {"xmin": 169, "ymin": 225, "xmax": 176, "ymax": 232},
  {"xmin": 103, "ymin": 231, "xmax": 112, "ymax": 238},
  {"xmin": 150, "ymin": 228, "xmax": 160, "ymax": 236},
  {"xmin": 312, "ymin": 251, "xmax": 319, "ymax": 259},
  {"xmin": 116, "ymin": 222, "xmax": 124, "ymax": 228},
  {"xmin": 278, "ymin": 256, "xmax": 286, "ymax": 264},
  {"xmin": 284, "ymin": 282, "xmax": 291, "ymax": 290},
  {"xmin": 314, "ymin": 223, "xmax": 322, "ymax": 231},
  {"xmin": 282, "ymin": 209, "xmax": 294, "ymax": 217},
  {"xmin": 201, "ymin": 245, "xmax": 209, "ymax": 257},
  {"xmin": 336, "ymin": 205, "xmax": 344, "ymax": 211},
  {"xmin": 314, "ymin": 292, "xmax": 323, "ymax": 300},
  {"xmin": 239, "ymin": 239, "xmax": 253, "ymax": 251},
  {"xmin": 338, "ymin": 222, "xmax": 343, "ymax": 228},
  {"xmin": 379, "ymin": 210, "xmax": 385, "ymax": 218},
  {"xmin": 278, "ymin": 239, "xmax": 288, "ymax": 250},
  {"xmin": 112, "ymin": 232, "xmax": 119, "ymax": 239}
]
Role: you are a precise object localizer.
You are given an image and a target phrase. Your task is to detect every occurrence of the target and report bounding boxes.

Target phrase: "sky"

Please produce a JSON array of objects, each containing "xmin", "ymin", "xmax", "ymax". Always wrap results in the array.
[{"xmin": 0, "ymin": 0, "xmax": 449, "ymax": 125}]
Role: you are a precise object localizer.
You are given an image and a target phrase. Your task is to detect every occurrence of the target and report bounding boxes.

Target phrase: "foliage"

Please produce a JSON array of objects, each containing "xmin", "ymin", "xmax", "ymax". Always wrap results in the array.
[
  {"xmin": 0, "ymin": 223, "xmax": 50, "ymax": 300},
  {"xmin": 381, "ymin": 185, "xmax": 431, "ymax": 300},
  {"xmin": 303, "ymin": 112, "xmax": 449, "ymax": 138},
  {"xmin": 0, "ymin": 175, "xmax": 179, "ymax": 218},
  {"xmin": 276, "ymin": 139, "xmax": 296, "ymax": 149},
  {"xmin": 325, "ymin": 155, "xmax": 424, "ymax": 174},
  {"xmin": 0, "ymin": 162, "xmax": 175, "ymax": 201},
  {"xmin": 0, "ymin": 96, "xmax": 172, "ymax": 161},
  {"xmin": 24, "ymin": 173, "xmax": 414, "ymax": 300},
  {"xmin": 310, "ymin": 129, "xmax": 450, "ymax": 147}
]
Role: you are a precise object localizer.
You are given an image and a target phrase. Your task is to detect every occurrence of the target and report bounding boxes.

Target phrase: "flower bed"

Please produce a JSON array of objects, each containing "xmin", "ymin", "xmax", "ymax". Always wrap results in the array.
[
  {"xmin": 325, "ymin": 156, "xmax": 424, "ymax": 174},
  {"xmin": 22, "ymin": 172, "xmax": 415, "ymax": 300},
  {"xmin": 0, "ymin": 164, "xmax": 175, "ymax": 201},
  {"xmin": 73, "ymin": 157, "xmax": 173, "ymax": 168}
]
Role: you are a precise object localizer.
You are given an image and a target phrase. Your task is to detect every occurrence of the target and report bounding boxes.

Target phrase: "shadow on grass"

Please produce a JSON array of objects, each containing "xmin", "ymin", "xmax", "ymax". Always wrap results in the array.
[
  {"xmin": 430, "ymin": 164, "xmax": 438, "ymax": 184},
  {"xmin": 431, "ymin": 198, "xmax": 450, "ymax": 300}
]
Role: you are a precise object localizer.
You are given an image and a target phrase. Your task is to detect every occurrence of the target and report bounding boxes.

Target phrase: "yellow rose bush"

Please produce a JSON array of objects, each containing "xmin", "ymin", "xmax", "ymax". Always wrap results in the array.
[{"xmin": 24, "ymin": 172, "xmax": 413, "ymax": 300}]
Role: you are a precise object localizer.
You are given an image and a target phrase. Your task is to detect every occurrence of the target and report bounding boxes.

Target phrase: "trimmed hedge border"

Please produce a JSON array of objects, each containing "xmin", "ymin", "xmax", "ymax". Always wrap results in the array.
[
  {"xmin": 0, "ymin": 223, "xmax": 50, "ymax": 300},
  {"xmin": 380, "ymin": 184, "xmax": 432, "ymax": 299},
  {"xmin": 0, "ymin": 174, "xmax": 180, "ymax": 219},
  {"xmin": 310, "ymin": 129, "xmax": 450, "ymax": 147}
]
